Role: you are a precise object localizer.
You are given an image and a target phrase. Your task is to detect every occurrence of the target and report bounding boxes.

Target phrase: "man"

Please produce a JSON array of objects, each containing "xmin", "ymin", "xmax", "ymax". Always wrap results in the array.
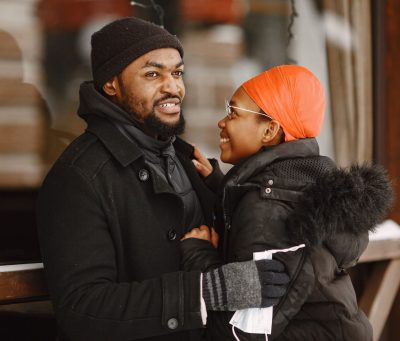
[{"xmin": 37, "ymin": 17, "xmax": 289, "ymax": 341}]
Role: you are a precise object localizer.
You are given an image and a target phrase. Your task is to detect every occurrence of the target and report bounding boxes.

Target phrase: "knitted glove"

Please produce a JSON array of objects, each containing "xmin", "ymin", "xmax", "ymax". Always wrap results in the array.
[{"xmin": 202, "ymin": 259, "xmax": 289, "ymax": 311}]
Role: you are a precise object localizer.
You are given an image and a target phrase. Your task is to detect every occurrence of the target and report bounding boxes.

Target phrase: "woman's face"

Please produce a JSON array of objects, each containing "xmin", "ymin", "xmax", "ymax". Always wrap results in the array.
[{"xmin": 218, "ymin": 87, "xmax": 269, "ymax": 165}]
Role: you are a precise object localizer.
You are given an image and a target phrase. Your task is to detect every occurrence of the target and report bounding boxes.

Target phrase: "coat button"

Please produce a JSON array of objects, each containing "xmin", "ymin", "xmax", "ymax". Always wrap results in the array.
[
  {"xmin": 167, "ymin": 317, "xmax": 179, "ymax": 330},
  {"xmin": 167, "ymin": 229, "xmax": 177, "ymax": 241},
  {"xmin": 138, "ymin": 169, "xmax": 149, "ymax": 181},
  {"xmin": 265, "ymin": 187, "xmax": 272, "ymax": 194},
  {"xmin": 268, "ymin": 179, "xmax": 274, "ymax": 185}
]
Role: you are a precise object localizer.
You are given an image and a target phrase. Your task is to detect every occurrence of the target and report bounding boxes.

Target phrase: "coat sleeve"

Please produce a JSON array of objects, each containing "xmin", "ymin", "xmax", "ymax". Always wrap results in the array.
[
  {"xmin": 228, "ymin": 190, "xmax": 316, "ymax": 339},
  {"xmin": 180, "ymin": 239, "xmax": 224, "ymax": 272},
  {"xmin": 203, "ymin": 158, "xmax": 224, "ymax": 193},
  {"xmin": 37, "ymin": 163, "xmax": 204, "ymax": 341}
]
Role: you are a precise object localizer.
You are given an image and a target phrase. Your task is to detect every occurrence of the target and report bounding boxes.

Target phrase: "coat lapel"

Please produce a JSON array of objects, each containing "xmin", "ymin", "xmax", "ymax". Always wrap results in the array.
[{"xmin": 174, "ymin": 138, "xmax": 216, "ymax": 227}]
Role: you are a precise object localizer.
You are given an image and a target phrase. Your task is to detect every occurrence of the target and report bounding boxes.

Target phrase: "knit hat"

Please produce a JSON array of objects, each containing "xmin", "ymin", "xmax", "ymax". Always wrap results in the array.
[
  {"xmin": 91, "ymin": 17, "xmax": 184, "ymax": 89},
  {"xmin": 242, "ymin": 65, "xmax": 325, "ymax": 142}
]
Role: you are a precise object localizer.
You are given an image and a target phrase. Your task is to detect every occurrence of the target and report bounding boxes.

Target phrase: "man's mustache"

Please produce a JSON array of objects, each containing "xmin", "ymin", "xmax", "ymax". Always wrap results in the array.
[{"xmin": 154, "ymin": 95, "xmax": 182, "ymax": 106}]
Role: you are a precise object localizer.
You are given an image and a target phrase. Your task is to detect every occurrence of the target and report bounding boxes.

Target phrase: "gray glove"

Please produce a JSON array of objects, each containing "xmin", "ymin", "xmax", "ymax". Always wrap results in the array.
[{"xmin": 202, "ymin": 259, "xmax": 289, "ymax": 311}]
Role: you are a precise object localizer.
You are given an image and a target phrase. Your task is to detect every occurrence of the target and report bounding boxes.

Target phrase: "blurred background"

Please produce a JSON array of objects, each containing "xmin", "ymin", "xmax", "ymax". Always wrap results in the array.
[{"xmin": 0, "ymin": 0, "xmax": 399, "ymax": 340}]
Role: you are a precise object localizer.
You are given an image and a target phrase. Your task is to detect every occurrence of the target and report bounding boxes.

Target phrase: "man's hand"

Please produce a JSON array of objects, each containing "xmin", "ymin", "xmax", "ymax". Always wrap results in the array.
[
  {"xmin": 202, "ymin": 259, "xmax": 289, "ymax": 311},
  {"xmin": 181, "ymin": 225, "xmax": 219, "ymax": 249},
  {"xmin": 192, "ymin": 145, "xmax": 213, "ymax": 178}
]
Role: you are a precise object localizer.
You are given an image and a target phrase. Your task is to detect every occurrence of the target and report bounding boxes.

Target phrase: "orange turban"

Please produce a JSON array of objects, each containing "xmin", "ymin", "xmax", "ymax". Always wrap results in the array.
[{"xmin": 242, "ymin": 65, "xmax": 325, "ymax": 142}]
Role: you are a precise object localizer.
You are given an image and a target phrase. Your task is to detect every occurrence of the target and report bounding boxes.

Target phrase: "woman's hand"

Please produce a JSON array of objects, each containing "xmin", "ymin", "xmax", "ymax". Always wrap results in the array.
[
  {"xmin": 192, "ymin": 145, "xmax": 213, "ymax": 178},
  {"xmin": 181, "ymin": 225, "xmax": 219, "ymax": 249}
]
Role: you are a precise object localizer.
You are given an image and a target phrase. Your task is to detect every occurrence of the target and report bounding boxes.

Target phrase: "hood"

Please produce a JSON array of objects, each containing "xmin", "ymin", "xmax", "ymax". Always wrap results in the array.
[
  {"xmin": 286, "ymin": 164, "xmax": 394, "ymax": 249},
  {"xmin": 77, "ymin": 81, "xmax": 136, "ymax": 126}
]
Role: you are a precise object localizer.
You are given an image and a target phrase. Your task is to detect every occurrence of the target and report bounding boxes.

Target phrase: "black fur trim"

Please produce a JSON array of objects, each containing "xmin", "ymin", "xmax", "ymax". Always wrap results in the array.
[{"xmin": 286, "ymin": 164, "xmax": 394, "ymax": 247}]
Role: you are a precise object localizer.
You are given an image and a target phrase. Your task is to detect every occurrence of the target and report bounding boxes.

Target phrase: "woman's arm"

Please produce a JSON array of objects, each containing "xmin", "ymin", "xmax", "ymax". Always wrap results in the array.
[
  {"xmin": 180, "ymin": 226, "xmax": 224, "ymax": 272},
  {"xmin": 191, "ymin": 146, "xmax": 224, "ymax": 192}
]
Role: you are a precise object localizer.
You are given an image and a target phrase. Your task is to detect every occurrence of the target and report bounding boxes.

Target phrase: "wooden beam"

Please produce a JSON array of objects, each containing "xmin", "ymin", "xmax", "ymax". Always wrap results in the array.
[
  {"xmin": 359, "ymin": 260, "xmax": 400, "ymax": 341},
  {"xmin": 374, "ymin": 0, "xmax": 400, "ymax": 222},
  {"xmin": 0, "ymin": 265, "xmax": 48, "ymax": 303},
  {"xmin": 359, "ymin": 238, "xmax": 400, "ymax": 263}
]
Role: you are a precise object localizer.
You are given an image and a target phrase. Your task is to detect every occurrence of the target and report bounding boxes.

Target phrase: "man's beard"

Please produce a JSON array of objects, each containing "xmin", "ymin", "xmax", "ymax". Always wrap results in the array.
[{"xmin": 143, "ymin": 110, "xmax": 186, "ymax": 140}]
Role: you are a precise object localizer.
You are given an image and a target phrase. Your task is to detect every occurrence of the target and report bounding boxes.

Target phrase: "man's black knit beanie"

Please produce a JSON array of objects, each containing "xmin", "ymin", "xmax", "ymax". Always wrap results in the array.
[{"xmin": 91, "ymin": 17, "xmax": 184, "ymax": 89}]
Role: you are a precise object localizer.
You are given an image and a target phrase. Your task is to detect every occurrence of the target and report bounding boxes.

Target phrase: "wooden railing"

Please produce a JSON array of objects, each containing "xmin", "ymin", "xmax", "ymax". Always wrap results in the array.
[
  {"xmin": 358, "ymin": 220, "xmax": 400, "ymax": 341},
  {"xmin": 0, "ymin": 263, "xmax": 48, "ymax": 304}
]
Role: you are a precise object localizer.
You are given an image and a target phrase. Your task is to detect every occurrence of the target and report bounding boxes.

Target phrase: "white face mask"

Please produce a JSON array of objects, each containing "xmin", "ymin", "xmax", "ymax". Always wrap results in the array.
[
  {"xmin": 229, "ymin": 244, "xmax": 306, "ymax": 341},
  {"xmin": 230, "ymin": 306, "xmax": 273, "ymax": 337}
]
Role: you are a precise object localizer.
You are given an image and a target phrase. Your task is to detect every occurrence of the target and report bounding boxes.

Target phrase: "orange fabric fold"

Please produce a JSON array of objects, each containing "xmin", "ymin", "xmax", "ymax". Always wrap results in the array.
[{"xmin": 242, "ymin": 65, "xmax": 325, "ymax": 142}]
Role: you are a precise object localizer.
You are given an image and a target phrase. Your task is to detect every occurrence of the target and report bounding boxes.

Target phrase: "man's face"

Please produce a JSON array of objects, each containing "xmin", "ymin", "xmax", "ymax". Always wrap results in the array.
[{"xmin": 108, "ymin": 48, "xmax": 185, "ymax": 138}]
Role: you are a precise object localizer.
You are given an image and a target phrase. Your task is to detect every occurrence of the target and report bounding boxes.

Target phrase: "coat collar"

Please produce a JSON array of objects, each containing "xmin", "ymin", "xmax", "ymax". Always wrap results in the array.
[
  {"xmin": 85, "ymin": 115, "xmax": 194, "ymax": 167},
  {"xmin": 85, "ymin": 115, "xmax": 143, "ymax": 167},
  {"xmin": 224, "ymin": 138, "xmax": 320, "ymax": 187}
]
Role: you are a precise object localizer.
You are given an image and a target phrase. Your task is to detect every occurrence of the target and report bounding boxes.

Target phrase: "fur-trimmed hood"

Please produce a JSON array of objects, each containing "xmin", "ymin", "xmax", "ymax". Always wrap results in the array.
[
  {"xmin": 284, "ymin": 163, "xmax": 394, "ymax": 268},
  {"xmin": 287, "ymin": 163, "xmax": 394, "ymax": 241}
]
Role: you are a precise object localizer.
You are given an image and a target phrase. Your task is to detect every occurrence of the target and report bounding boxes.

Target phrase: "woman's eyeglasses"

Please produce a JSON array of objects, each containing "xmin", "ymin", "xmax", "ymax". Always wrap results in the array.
[{"xmin": 224, "ymin": 99, "xmax": 273, "ymax": 120}]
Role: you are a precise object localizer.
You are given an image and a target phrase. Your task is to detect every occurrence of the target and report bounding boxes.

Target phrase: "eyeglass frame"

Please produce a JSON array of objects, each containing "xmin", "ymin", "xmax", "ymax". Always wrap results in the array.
[{"xmin": 225, "ymin": 99, "xmax": 273, "ymax": 121}]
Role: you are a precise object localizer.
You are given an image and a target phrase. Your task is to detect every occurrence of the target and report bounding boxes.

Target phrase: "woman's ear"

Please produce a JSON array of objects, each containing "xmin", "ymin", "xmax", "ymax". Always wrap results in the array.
[
  {"xmin": 262, "ymin": 120, "xmax": 282, "ymax": 145},
  {"xmin": 102, "ymin": 77, "xmax": 118, "ymax": 96}
]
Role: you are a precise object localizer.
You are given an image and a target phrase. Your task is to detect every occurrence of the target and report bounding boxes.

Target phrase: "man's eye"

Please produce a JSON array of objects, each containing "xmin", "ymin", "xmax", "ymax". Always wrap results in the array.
[
  {"xmin": 145, "ymin": 72, "xmax": 158, "ymax": 78},
  {"xmin": 173, "ymin": 70, "xmax": 184, "ymax": 77}
]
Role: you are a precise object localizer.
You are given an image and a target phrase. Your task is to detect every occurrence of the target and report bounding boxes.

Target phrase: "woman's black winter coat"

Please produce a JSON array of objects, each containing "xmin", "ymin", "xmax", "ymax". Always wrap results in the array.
[{"xmin": 181, "ymin": 138, "xmax": 393, "ymax": 341}]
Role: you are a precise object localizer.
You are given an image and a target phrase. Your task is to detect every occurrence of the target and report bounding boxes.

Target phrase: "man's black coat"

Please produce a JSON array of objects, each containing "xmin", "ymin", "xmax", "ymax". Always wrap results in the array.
[{"xmin": 37, "ymin": 85, "xmax": 216, "ymax": 341}]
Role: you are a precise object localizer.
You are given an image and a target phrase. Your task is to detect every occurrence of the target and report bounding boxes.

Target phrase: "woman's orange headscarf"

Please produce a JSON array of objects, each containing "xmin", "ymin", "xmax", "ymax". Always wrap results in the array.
[{"xmin": 242, "ymin": 65, "xmax": 325, "ymax": 142}]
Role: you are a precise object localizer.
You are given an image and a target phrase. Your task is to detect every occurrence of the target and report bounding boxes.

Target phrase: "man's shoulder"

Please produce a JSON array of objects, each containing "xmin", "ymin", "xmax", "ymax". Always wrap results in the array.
[{"xmin": 50, "ymin": 131, "xmax": 113, "ymax": 180}]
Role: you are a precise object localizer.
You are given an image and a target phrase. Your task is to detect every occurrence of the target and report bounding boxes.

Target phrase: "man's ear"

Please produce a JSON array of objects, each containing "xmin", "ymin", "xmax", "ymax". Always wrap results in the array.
[
  {"xmin": 102, "ymin": 77, "xmax": 118, "ymax": 96},
  {"xmin": 261, "ymin": 120, "xmax": 281, "ymax": 145}
]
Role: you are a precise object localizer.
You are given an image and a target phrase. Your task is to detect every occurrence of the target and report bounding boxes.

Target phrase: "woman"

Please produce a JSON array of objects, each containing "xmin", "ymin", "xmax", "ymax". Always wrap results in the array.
[{"xmin": 180, "ymin": 65, "xmax": 392, "ymax": 340}]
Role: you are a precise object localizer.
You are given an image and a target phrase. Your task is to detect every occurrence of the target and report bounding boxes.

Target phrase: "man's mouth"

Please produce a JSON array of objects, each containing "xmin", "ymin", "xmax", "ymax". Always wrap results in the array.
[{"xmin": 156, "ymin": 98, "xmax": 181, "ymax": 114}]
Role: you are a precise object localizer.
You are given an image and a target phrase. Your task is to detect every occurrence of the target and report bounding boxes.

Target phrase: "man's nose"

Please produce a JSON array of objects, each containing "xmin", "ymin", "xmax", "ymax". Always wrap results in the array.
[
  {"xmin": 218, "ymin": 117, "xmax": 226, "ymax": 128},
  {"xmin": 161, "ymin": 76, "xmax": 180, "ymax": 95}
]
